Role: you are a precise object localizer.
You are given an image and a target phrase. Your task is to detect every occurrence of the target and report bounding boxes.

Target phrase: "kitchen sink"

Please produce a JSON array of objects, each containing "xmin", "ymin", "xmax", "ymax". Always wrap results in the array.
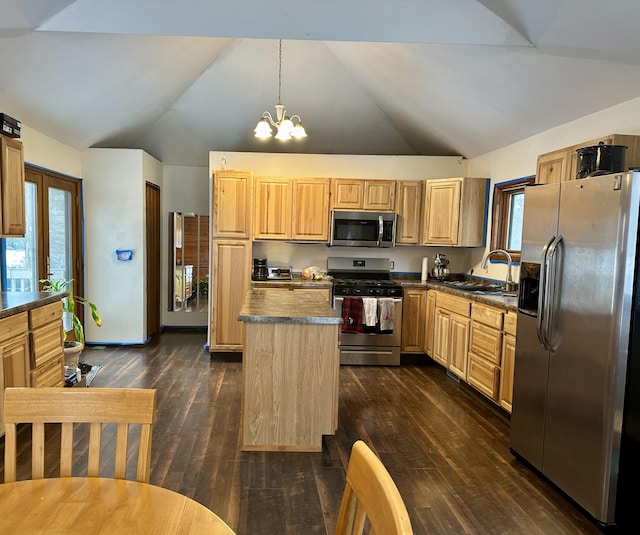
[{"xmin": 440, "ymin": 280, "xmax": 505, "ymax": 294}]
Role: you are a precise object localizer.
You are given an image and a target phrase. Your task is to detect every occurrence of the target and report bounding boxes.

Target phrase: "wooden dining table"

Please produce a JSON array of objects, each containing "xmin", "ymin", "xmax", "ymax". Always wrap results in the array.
[{"xmin": 0, "ymin": 477, "xmax": 236, "ymax": 534}]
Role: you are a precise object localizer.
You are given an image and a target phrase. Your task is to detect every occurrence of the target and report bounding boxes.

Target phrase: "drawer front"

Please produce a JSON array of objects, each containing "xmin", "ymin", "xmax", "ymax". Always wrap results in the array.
[
  {"xmin": 30, "ymin": 323, "xmax": 64, "ymax": 369},
  {"xmin": 29, "ymin": 301, "xmax": 63, "ymax": 329},
  {"xmin": 469, "ymin": 322, "xmax": 502, "ymax": 364},
  {"xmin": 503, "ymin": 312, "xmax": 517, "ymax": 336},
  {"xmin": 435, "ymin": 292, "xmax": 470, "ymax": 317},
  {"xmin": 0, "ymin": 312, "xmax": 28, "ymax": 343},
  {"xmin": 31, "ymin": 355, "xmax": 64, "ymax": 387},
  {"xmin": 467, "ymin": 354, "xmax": 500, "ymax": 401},
  {"xmin": 471, "ymin": 303, "xmax": 504, "ymax": 330}
]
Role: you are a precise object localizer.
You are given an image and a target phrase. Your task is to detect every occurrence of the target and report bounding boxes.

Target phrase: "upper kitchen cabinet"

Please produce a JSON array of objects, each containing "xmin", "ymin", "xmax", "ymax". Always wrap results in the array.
[
  {"xmin": 0, "ymin": 134, "xmax": 26, "ymax": 237},
  {"xmin": 536, "ymin": 134, "xmax": 640, "ymax": 184},
  {"xmin": 395, "ymin": 180, "xmax": 422, "ymax": 245},
  {"xmin": 291, "ymin": 178, "xmax": 330, "ymax": 241},
  {"xmin": 253, "ymin": 176, "xmax": 292, "ymax": 240},
  {"xmin": 330, "ymin": 179, "xmax": 395, "ymax": 210},
  {"xmin": 213, "ymin": 170, "xmax": 252, "ymax": 239},
  {"xmin": 421, "ymin": 177, "xmax": 488, "ymax": 247}
]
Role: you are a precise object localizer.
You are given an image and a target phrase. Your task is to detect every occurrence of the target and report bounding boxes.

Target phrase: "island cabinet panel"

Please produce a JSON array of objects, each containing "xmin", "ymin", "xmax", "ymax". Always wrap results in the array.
[
  {"xmin": 253, "ymin": 176, "xmax": 292, "ymax": 240},
  {"xmin": 29, "ymin": 301, "xmax": 64, "ymax": 387},
  {"xmin": 0, "ymin": 134, "xmax": 26, "ymax": 237},
  {"xmin": 212, "ymin": 170, "xmax": 252, "ymax": 239},
  {"xmin": 242, "ymin": 322, "xmax": 339, "ymax": 452},
  {"xmin": 1, "ymin": 312, "xmax": 30, "ymax": 434},
  {"xmin": 210, "ymin": 240, "xmax": 251, "ymax": 351},
  {"xmin": 291, "ymin": 178, "xmax": 330, "ymax": 241}
]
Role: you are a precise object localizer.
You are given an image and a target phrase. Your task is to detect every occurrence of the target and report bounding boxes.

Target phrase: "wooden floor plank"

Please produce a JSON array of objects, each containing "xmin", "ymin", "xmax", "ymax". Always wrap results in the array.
[{"xmin": 0, "ymin": 332, "xmax": 604, "ymax": 534}]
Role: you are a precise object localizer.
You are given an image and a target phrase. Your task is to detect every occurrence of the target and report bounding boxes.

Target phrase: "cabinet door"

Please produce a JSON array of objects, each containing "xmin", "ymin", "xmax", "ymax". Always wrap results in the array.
[
  {"xmin": 499, "ymin": 333, "xmax": 516, "ymax": 413},
  {"xmin": 424, "ymin": 290, "xmax": 436, "ymax": 356},
  {"xmin": 422, "ymin": 179, "xmax": 461, "ymax": 245},
  {"xmin": 535, "ymin": 149, "xmax": 569, "ymax": 185},
  {"xmin": 291, "ymin": 178, "xmax": 330, "ymax": 241},
  {"xmin": 432, "ymin": 308, "xmax": 450, "ymax": 367},
  {"xmin": 254, "ymin": 177, "xmax": 292, "ymax": 239},
  {"xmin": 0, "ymin": 135, "xmax": 26, "ymax": 236},
  {"xmin": 363, "ymin": 180, "xmax": 395, "ymax": 211},
  {"xmin": 469, "ymin": 322, "xmax": 503, "ymax": 365},
  {"xmin": 213, "ymin": 171, "xmax": 252, "ymax": 239},
  {"xmin": 396, "ymin": 181, "xmax": 422, "ymax": 244},
  {"xmin": 401, "ymin": 288, "xmax": 426, "ymax": 353},
  {"xmin": 331, "ymin": 179, "xmax": 364, "ymax": 209},
  {"xmin": 210, "ymin": 240, "xmax": 251, "ymax": 351},
  {"xmin": 448, "ymin": 313, "xmax": 470, "ymax": 380}
]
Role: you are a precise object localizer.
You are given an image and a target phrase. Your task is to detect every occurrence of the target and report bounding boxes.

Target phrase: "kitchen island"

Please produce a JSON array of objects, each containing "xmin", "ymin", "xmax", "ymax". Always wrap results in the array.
[{"xmin": 237, "ymin": 289, "xmax": 341, "ymax": 451}]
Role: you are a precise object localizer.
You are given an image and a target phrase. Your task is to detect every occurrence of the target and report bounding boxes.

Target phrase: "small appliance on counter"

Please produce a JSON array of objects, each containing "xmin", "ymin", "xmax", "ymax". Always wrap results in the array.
[
  {"xmin": 252, "ymin": 258, "xmax": 268, "ymax": 281},
  {"xmin": 431, "ymin": 253, "xmax": 451, "ymax": 280},
  {"xmin": 267, "ymin": 263, "xmax": 293, "ymax": 280}
]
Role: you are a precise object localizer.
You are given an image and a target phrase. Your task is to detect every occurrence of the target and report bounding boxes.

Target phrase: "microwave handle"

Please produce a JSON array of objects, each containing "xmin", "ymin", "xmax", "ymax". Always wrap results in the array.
[{"xmin": 377, "ymin": 215, "xmax": 383, "ymax": 247}]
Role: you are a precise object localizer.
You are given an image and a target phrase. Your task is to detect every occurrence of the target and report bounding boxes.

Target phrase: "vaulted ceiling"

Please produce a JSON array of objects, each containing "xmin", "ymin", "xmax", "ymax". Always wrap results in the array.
[{"xmin": 2, "ymin": 0, "xmax": 640, "ymax": 167}]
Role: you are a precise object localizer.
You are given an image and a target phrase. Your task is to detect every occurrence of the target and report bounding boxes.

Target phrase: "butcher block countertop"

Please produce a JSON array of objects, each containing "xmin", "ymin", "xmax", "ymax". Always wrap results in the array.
[
  {"xmin": 0, "ymin": 292, "xmax": 64, "ymax": 320},
  {"xmin": 238, "ymin": 289, "xmax": 341, "ymax": 324}
]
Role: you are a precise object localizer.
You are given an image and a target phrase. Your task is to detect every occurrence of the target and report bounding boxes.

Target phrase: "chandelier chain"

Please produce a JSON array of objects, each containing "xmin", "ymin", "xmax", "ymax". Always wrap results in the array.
[{"xmin": 278, "ymin": 39, "xmax": 282, "ymax": 104}]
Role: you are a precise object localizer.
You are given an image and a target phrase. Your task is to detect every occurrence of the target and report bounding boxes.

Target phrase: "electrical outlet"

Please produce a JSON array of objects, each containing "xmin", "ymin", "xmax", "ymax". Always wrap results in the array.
[{"xmin": 390, "ymin": 261, "xmax": 395, "ymax": 269}]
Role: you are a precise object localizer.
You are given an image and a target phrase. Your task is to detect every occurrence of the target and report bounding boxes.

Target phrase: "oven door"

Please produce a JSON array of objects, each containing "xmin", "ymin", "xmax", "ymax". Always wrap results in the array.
[{"xmin": 333, "ymin": 296, "xmax": 402, "ymax": 347}]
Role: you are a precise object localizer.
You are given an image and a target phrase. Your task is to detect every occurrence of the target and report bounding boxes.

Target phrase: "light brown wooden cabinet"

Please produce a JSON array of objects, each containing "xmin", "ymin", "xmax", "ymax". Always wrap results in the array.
[
  {"xmin": 499, "ymin": 312, "xmax": 517, "ymax": 413},
  {"xmin": 535, "ymin": 134, "xmax": 640, "ymax": 184},
  {"xmin": 0, "ymin": 134, "xmax": 26, "ymax": 237},
  {"xmin": 421, "ymin": 177, "xmax": 487, "ymax": 247},
  {"xmin": 424, "ymin": 290, "xmax": 436, "ymax": 357},
  {"xmin": 467, "ymin": 303, "xmax": 504, "ymax": 402},
  {"xmin": 395, "ymin": 180, "xmax": 422, "ymax": 245},
  {"xmin": 330, "ymin": 179, "xmax": 395, "ymax": 211},
  {"xmin": 209, "ymin": 240, "xmax": 251, "ymax": 351},
  {"xmin": 291, "ymin": 178, "xmax": 330, "ymax": 241},
  {"xmin": 401, "ymin": 288, "xmax": 426, "ymax": 353},
  {"xmin": 253, "ymin": 176, "xmax": 292, "ymax": 240},
  {"xmin": 432, "ymin": 292, "xmax": 471, "ymax": 379},
  {"xmin": 212, "ymin": 170, "xmax": 253, "ymax": 239}
]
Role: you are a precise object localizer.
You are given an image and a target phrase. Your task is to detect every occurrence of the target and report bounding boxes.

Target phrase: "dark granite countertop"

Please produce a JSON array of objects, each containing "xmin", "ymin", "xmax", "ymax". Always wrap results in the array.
[
  {"xmin": 393, "ymin": 275, "xmax": 518, "ymax": 312},
  {"xmin": 238, "ymin": 289, "xmax": 342, "ymax": 324},
  {"xmin": 0, "ymin": 292, "xmax": 65, "ymax": 320},
  {"xmin": 250, "ymin": 275, "xmax": 333, "ymax": 290}
]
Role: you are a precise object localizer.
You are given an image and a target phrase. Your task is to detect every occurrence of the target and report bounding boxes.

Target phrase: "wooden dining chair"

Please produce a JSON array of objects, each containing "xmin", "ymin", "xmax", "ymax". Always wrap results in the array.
[
  {"xmin": 3, "ymin": 387, "xmax": 157, "ymax": 484},
  {"xmin": 335, "ymin": 440, "xmax": 413, "ymax": 535}
]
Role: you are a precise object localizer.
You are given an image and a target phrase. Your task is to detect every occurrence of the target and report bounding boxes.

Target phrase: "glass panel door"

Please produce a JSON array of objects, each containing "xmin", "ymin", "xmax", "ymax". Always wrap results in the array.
[{"xmin": 47, "ymin": 186, "xmax": 73, "ymax": 283}]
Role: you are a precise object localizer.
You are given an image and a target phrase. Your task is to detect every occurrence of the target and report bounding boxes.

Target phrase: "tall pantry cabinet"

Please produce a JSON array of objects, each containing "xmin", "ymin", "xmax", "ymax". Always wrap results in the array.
[{"xmin": 209, "ymin": 171, "xmax": 253, "ymax": 351}]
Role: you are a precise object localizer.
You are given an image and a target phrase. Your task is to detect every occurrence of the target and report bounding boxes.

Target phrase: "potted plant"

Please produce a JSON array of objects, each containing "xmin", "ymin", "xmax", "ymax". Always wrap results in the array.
[{"xmin": 40, "ymin": 278, "xmax": 101, "ymax": 368}]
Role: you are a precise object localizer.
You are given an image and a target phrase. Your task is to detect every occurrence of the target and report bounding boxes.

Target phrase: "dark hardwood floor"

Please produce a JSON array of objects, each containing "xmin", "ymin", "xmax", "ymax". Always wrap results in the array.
[{"xmin": 1, "ymin": 331, "xmax": 604, "ymax": 534}]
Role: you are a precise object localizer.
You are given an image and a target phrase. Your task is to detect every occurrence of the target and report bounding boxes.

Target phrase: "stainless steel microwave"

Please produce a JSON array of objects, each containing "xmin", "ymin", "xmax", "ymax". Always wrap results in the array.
[{"xmin": 330, "ymin": 210, "xmax": 397, "ymax": 247}]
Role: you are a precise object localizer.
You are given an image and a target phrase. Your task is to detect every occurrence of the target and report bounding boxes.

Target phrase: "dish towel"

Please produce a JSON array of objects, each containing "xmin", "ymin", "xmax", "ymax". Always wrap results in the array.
[
  {"xmin": 378, "ymin": 298, "xmax": 394, "ymax": 332},
  {"xmin": 341, "ymin": 297, "xmax": 364, "ymax": 334},
  {"xmin": 362, "ymin": 297, "xmax": 378, "ymax": 327}
]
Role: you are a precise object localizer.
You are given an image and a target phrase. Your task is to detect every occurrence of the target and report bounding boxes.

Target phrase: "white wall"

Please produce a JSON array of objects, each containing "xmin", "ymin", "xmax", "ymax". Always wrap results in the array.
[
  {"xmin": 20, "ymin": 124, "xmax": 82, "ymax": 178},
  {"xmin": 161, "ymin": 165, "xmax": 210, "ymax": 327},
  {"xmin": 467, "ymin": 96, "xmax": 640, "ymax": 282},
  {"xmin": 82, "ymin": 148, "xmax": 161, "ymax": 344}
]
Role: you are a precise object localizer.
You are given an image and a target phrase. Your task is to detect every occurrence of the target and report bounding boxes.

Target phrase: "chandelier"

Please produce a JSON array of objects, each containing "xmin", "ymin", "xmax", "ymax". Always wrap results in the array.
[{"xmin": 254, "ymin": 40, "xmax": 307, "ymax": 141}]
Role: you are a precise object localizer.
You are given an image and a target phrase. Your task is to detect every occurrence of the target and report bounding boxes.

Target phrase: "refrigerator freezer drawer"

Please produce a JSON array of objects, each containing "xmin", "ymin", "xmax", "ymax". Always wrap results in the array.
[{"xmin": 468, "ymin": 354, "xmax": 500, "ymax": 401}]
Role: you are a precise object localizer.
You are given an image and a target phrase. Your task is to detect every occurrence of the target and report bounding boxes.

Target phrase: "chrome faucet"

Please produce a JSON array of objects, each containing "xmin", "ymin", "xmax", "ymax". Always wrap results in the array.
[{"xmin": 481, "ymin": 249, "xmax": 517, "ymax": 293}]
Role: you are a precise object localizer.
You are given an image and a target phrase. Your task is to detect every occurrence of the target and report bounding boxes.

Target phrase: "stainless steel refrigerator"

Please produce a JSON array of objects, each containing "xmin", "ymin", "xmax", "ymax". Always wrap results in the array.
[{"xmin": 511, "ymin": 170, "xmax": 640, "ymax": 528}]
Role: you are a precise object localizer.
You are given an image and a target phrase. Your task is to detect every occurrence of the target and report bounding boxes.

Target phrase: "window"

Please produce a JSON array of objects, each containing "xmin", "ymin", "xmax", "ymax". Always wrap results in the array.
[{"xmin": 490, "ymin": 176, "xmax": 535, "ymax": 263}]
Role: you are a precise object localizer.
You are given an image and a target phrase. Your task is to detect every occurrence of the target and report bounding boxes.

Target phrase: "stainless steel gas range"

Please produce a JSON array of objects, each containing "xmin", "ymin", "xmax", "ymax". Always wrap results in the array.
[{"xmin": 327, "ymin": 257, "xmax": 403, "ymax": 365}]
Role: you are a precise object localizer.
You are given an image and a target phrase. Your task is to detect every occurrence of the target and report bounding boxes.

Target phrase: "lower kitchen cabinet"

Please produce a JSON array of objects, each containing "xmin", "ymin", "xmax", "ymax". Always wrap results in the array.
[
  {"xmin": 209, "ymin": 239, "xmax": 251, "ymax": 351},
  {"xmin": 467, "ymin": 303, "xmax": 503, "ymax": 402},
  {"xmin": 424, "ymin": 290, "xmax": 436, "ymax": 357},
  {"xmin": 499, "ymin": 312, "xmax": 518, "ymax": 413},
  {"xmin": 401, "ymin": 288, "xmax": 426, "ymax": 353},
  {"xmin": 432, "ymin": 292, "xmax": 471, "ymax": 378}
]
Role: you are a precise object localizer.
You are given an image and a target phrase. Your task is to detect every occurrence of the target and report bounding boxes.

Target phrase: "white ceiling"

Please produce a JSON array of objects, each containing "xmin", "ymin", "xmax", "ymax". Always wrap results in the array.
[{"xmin": 2, "ymin": 0, "xmax": 640, "ymax": 167}]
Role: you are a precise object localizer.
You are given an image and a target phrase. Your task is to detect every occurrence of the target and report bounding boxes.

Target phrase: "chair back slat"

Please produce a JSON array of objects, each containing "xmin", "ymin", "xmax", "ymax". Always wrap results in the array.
[
  {"xmin": 3, "ymin": 387, "xmax": 157, "ymax": 483},
  {"xmin": 32, "ymin": 422, "xmax": 46, "ymax": 479},
  {"xmin": 114, "ymin": 422, "xmax": 129, "ymax": 479},
  {"xmin": 335, "ymin": 441, "xmax": 413, "ymax": 535},
  {"xmin": 60, "ymin": 422, "xmax": 74, "ymax": 476}
]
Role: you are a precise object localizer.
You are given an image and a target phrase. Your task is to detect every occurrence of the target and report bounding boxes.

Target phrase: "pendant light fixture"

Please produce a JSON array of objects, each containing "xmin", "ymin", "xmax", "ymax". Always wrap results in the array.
[{"xmin": 254, "ymin": 40, "xmax": 307, "ymax": 141}]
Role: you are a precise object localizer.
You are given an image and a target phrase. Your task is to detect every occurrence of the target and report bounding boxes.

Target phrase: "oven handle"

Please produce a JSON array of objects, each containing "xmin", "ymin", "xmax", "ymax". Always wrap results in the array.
[{"xmin": 333, "ymin": 297, "xmax": 403, "ymax": 304}]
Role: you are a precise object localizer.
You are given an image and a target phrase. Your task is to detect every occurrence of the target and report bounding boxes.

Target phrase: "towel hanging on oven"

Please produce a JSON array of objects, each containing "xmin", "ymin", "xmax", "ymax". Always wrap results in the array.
[
  {"xmin": 379, "ymin": 298, "xmax": 394, "ymax": 332},
  {"xmin": 362, "ymin": 297, "xmax": 378, "ymax": 327},
  {"xmin": 341, "ymin": 297, "xmax": 364, "ymax": 334}
]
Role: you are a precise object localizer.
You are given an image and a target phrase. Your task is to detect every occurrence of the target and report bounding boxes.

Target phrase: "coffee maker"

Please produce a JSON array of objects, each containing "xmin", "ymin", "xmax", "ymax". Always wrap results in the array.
[{"xmin": 252, "ymin": 258, "xmax": 268, "ymax": 281}]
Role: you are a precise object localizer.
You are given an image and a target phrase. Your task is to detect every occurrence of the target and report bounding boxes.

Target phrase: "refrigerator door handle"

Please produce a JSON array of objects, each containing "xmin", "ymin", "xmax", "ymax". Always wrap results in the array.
[
  {"xmin": 537, "ymin": 235, "xmax": 556, "ymax": 350},
  {"xmin": 544, "ymin": 235, "xmax": 563, "ymax": 352}
]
